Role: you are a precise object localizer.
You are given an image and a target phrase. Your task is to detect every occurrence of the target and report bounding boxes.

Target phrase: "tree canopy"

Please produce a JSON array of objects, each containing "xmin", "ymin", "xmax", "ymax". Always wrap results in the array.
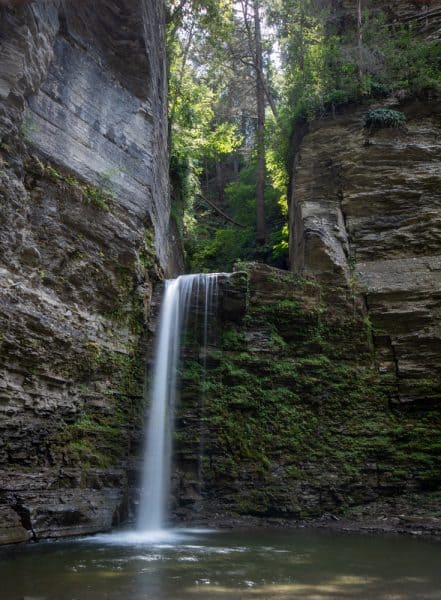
[{"xmin": 166, "ymin": 0, "xmax": 441, "ymax": 272}]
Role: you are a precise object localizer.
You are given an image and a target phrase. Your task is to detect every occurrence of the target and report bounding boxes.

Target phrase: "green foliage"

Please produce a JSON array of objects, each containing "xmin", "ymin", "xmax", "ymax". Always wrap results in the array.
[
  {"xmin": 364, "ymin": 108, "xmax": 406, "ymax": 129},
  {"xmin": 170, "ymin": 152, "xmax": 199, "ymax": 235},
  {"xmin": 269, "ymin": 2, "xmax": 441, "ymax": 168},
  {"xmin": 362, "ymin": 18, "xmax": 441, "ymax": 96},
  {"xmin": 187, "ymin": 163, "xmax": 287, "ymax": 271},
  {"xmin": 168, "ymin": 0, "xmax": 292, "ymax": 261},
  {"xmin": 170, "ymin": 1, "xmax": 441, "ymax": 272},
  {"xmin": 82, "ymin": 183, "xmax": 112, "ymax": 211},
  {"xmin": 222, "ymin": 328, "xmax": 247, "ymax": 351},
  {"xmin": 168, "ymin": 1, "xmax": 240, "ymax": 236},
  {"xmin": 169, "ymin": 75, "xmax": 241, "ymax": 235}
]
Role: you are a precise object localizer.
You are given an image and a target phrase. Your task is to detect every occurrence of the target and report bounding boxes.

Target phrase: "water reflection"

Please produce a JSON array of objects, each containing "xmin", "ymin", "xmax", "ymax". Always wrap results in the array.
[{"xmin": 0, "ymin": 528, "xmax": 439, "ymax": 599}]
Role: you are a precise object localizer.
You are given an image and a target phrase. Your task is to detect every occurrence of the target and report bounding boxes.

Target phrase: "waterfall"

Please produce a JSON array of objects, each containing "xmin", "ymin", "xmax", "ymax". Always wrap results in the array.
[{"xmin": 137, "ymin": 273, "xmax": 223, "ymax": 533}]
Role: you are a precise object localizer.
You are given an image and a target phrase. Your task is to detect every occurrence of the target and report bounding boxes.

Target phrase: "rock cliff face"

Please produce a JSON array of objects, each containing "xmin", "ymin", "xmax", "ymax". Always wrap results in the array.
[
  {"xmin": 0, "ymin": 0, "xmax": 177, "ymax": 544},
  {"xmin": 280, "ymin": 2, "xmax": 441, "ymax": 526},
  {"xmin": 174, "ymin": 264, "xmax": 440, "ymax": 535},
  {"xmin": 288, "ymin": 98, "xmax": 441, "ymax": 407}
]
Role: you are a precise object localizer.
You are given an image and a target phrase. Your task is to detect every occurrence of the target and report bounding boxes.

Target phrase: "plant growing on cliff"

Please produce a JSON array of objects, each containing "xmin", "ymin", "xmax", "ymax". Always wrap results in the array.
[
  {"xmin": 82, "ymin": 183, "xmax": 112, "ymax": 211},
  {"xmin": 19, "ymin": 113, "xmax": 38, "ymax": 142},
  {"xmin": 364, "ymin": 108, "xmax": 406, "ymax": 130},
  {"xmin": 28, "ymin": 158, "xmax": 114, "ymax": 212},
  {"xmin": 266, "ymin": 2, "xmax": 440, "ymax": 174}
]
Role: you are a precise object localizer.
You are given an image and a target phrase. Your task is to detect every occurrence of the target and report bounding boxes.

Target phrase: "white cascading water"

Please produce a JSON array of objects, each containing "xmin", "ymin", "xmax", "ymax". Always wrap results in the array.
[{"xmin": 137, "ymin": 273, "xmax": 223, "ymax": 533}]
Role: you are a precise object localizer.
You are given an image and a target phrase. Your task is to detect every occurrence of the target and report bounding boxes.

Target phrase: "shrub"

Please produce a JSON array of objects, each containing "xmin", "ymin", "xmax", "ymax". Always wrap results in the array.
[{"xmin": 363, "ymin": 108, "xmax": 406, "ymax": 129}]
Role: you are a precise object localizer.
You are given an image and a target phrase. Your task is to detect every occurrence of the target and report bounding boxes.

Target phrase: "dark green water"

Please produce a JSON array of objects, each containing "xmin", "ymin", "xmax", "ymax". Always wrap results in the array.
[{"xmin": 0, "ymin": 528, "xmax": 440, "ymax": 599}]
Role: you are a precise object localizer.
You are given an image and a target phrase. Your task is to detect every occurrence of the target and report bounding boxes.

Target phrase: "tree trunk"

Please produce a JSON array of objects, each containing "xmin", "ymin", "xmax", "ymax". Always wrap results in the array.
[
  {"xmin": 357, "ymin": 0, "xmax": 363, "ymax": 76},
  {"xmin": 253, "ymin": 0, "xmax": 266, "ymax": 245},
  {"xmin": 215, "ymin": 160, "xmax": 225, "ymax": 207}
]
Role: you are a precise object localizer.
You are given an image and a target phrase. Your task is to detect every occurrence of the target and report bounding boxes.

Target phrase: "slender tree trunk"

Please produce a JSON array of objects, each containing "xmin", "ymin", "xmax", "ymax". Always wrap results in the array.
[
  {"xmin": 357, "ymin": 0, "xmax": 363, "ymax": 76},
  {"xmin": 299, "ymin": 5, "xmax": 305, "ymax": 73},
  {"xmin": 233, "ymin": 154, "xmax": 240, "ymax": 177},
  {"xmin": 215, "ymin": 160, "xmax": 225, "ymax": 207},
  {"xmin": 169, "ymin": 19, "xmax": 195, "ymax": 129},
  {"xmin": 253, "ymin": 0, "xmax": 266, "ymax": 245}
]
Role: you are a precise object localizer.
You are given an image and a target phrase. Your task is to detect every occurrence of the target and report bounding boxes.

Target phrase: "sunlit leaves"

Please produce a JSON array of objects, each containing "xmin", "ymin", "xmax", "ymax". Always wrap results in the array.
[{"xmin": 168, "ymin": 0, "xmax": 242, "ymax": 228}]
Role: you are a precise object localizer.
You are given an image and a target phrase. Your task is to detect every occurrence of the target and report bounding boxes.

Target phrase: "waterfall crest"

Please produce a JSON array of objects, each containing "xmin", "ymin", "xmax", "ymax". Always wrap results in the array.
[{"xmin": 137, "ymin": 273, "xmax": 223, "ymax": 532}]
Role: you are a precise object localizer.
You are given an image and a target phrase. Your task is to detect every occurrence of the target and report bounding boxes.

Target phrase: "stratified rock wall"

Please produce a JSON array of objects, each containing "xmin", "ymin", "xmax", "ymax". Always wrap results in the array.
[
  {"xmin": 266, "ymin": 1, "xmax": 441, "ymax": 524},
  {"xmin": 289, "ymin": 97, "xmax": 441, "ymax": 406},
  {"xmin": 0, "ymin": 0, "xmax": 177, "ymax": 544},
  {"xmin": 1, "ymin": 0, "xmax": 176, "ymax": 270},
  {"xmin": 174, "ymin": 264, "xmax": 440, "ymax": 534}
]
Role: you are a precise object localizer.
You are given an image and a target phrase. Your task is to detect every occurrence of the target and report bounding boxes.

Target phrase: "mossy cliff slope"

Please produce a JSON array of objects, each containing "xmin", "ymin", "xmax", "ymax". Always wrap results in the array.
[
  {"xmin": 0, "ymin": 0, "xmax": 177, "ymax": 544},
  {"xmin": 174, "ymin": 264, "xmax": 440, "ymax": 534}
]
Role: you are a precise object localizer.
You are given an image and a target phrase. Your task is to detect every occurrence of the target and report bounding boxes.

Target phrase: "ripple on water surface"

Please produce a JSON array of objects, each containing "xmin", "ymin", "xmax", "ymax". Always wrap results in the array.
[{"xmin": 0, "ymin": 528, "xmax": 440, "ymax": 599}]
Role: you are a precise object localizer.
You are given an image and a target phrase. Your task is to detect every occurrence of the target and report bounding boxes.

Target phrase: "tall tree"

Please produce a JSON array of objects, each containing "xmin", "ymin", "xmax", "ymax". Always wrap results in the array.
[
  {"xmin": 167, "ymin": 0, "xmax": 282, "ymax": 249},
  {"xmin": 252, "ymin": 0, "xmax": 267, "ymax": 244},
  {"xmin": 237, "ymin": 0, "xmax": 270, "ymax": 244},
  {"xmin": 357, "ymin": 0, "xmax": 363, "ymax": 76}
]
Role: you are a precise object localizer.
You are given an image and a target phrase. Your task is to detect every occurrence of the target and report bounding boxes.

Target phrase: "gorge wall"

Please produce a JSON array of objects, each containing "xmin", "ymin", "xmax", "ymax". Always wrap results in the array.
[
  {"xmin": 1, "ymin": 0, "xmax": 439, "ymax": 546},
  {"xmin": 288, "ymin": 0, "xmax": 441, "ymax": 407},
  {"xmin": 0, "ymin": 0, "xmax": 177, "ymax": 544},
  {"xmin": 289, "ymin": 97, "xmax": 441, "ymax": 407},
  {"xmin": 173, "ymin": 264, "xmax": 439, "ymax": 535}
]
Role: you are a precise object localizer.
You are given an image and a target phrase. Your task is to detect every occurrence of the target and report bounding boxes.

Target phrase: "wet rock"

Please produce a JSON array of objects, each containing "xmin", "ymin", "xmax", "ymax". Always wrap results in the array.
[
  {"xmin": 20, "ymin": 245, "xmax": 41, "ymax": 266},
  {"xmin": 173, "ymin": 264, "xmax": 440, "ymax": 530},
  {"xmin": 0, "ymin": 506, "xmax": 31, "ymax": 544}
]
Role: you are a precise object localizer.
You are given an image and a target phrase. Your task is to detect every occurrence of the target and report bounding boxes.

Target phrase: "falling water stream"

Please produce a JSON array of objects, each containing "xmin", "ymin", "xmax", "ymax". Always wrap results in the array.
[{"xmin": 137, "ymin": 273, "xmax": 223, "ymax": 533}]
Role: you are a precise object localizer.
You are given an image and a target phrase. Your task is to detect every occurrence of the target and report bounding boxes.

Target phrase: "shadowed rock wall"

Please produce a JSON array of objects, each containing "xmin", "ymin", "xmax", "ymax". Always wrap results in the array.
[
  {"xmin": 0, "ymin": 0, "xmax": 179, "ymax": 544},
  {"xmin": 173, "ymin": 264, "xmax": 440, "ymax": 535},
  {"xmin": 1, "ymin": 0, "xmax": 177, "ymax": 270},
  {"xmin": 289, "ymin": 98, "xmax": 441, "ymax": 406}
]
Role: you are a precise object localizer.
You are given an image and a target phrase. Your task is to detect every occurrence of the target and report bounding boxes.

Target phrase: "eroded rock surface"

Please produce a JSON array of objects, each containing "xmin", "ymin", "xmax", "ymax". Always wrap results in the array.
[
  {"xmin": 289, "ymin": 98, "xmax": 441, "ymax": 406},
  {"xmin": 0, "ymin": 0, "xmax": 176, "ymax": 544},
  {"xmin": 173, "ymin": 264, "xmax": 440, "ymax": 533}
]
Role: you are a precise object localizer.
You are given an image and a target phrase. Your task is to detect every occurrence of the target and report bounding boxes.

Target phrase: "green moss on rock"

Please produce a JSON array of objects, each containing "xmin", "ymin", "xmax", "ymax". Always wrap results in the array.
[{"xmin": 174, "ymin": 264, "xmax": 441, "ymax": 519}]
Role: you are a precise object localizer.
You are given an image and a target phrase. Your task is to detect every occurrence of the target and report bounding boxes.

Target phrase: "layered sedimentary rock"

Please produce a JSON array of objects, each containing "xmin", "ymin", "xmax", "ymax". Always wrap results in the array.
[
  {"xmin": 0, "ymin": 0, "xmax": 176, "ymax": 270},
  {"xmin": 174, "ymin": 264, "xmax": 440, "ymax": 534},
  {"xmin": 0, "ymin": 0, "xmax": 177, "ymax": 544},
  {"xmin": 288, "ymin": 97, "xmax": 441, "ymax": 406}
]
